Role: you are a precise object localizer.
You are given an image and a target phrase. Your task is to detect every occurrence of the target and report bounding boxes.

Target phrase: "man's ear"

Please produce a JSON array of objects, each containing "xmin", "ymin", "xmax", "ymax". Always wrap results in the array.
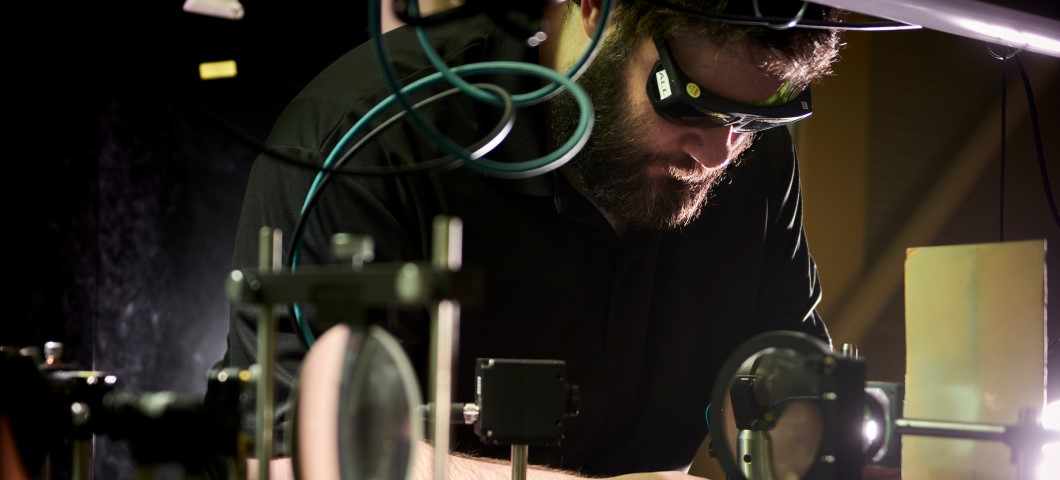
[{"xmin": 580, "ymin": 0, "xmax": 606, "ymax": 38}]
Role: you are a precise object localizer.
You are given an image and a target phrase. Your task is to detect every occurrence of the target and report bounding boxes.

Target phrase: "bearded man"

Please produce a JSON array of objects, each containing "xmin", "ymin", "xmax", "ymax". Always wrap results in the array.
[{"xmin": 216, "ymin": 0, "xmax": 842, "ymax": 478}]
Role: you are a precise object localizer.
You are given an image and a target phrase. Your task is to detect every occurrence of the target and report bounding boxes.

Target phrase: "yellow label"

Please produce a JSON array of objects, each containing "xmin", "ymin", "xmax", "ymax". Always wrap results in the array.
[
  {"xmin": 686, "ymin": 82, "xmax": 701, "ymax": 98},
  {"xmin": 199, "ymin": 60, "xmax": 238, "ymax": 80}
]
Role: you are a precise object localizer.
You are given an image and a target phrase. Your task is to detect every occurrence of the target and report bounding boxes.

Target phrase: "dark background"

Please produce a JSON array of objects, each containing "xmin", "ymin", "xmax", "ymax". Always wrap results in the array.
[{"xmin": 9, "ymin": 1, "xmax": 366, "ymax": 477}]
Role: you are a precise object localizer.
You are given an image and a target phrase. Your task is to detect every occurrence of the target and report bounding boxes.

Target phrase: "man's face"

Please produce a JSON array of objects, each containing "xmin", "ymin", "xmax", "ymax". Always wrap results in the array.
[{"xmin": 550, "ymin": 31, "xmax": 791, "ymax": 230}]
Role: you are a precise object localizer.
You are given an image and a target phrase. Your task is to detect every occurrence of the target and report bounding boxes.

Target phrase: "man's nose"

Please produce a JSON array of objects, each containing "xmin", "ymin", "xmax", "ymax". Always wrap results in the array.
[{"xmin": 676, "ymin": 125, "xmax": 741, "ymax": 170}]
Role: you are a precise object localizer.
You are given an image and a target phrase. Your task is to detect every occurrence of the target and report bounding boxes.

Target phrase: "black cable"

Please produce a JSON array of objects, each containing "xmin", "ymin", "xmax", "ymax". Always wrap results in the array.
[
  {"xmin": 284, "ymin": 83, "xmax": 515, "ymax": 346},
  {"xmin": 1014, "ymin": 54, "xmax": 1060, "ymax": 231},
  {"xmin": 1007, "ymin": 53, "xmax": 1060, "ymax": 354},
  {"xmin": 1014, "ymin": 54, "xmax": 1060, "ymax": 355},
  {"xmin": 1001, "ymin": 55, "xmax": 1008, "ymax": 242},
  {"xmin": 643, "ymin": 0, "xmax": 920, "ymax": 31},
  {"xmin": 987, "ymin": 44, "xmax": 1020, "ymax": 242}
]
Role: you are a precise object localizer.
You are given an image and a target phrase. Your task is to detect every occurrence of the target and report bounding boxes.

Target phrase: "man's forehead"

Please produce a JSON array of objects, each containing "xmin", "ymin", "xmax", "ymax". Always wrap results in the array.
[
  {"xmin": 667, "ymin": 34, "xmax": 778, "ymax": 78},
  {"xmin": 661, "ymin": 34, "xmax": 793, "ymax": 105},
  {"xmin": 668, "ymin": 30, "xmax": 767, "ymax": 65}
]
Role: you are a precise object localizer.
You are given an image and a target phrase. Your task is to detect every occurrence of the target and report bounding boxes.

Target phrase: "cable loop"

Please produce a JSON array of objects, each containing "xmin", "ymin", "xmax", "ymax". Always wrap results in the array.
[{"xmin": 987, "ymin": 43, "xmax": 1021, "ymax": 60}]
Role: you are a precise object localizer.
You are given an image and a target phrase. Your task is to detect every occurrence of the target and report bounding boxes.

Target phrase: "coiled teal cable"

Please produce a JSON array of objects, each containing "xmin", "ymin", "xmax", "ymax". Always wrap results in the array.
[
  {"xmin": 292, "ymin": 83, "xmax": 515, "ymax": 347},
  {"xmin": 367, "ymin": 0, "xmax": 596, "ymax": 178},
  {"xmin": 408, "ymin": 0, "xmax": 613, "ymax": 107},
  {"xmin": 292, "ymin": 2, "xmax": 602, "ymax": 345}
]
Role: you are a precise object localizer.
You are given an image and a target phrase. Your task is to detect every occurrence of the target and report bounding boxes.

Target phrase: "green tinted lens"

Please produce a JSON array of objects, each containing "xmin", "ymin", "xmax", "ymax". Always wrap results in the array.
[
  {"xmin": 662, "ymin": 103, "xmax": 734, "ymax": 128},
  {"xmin": 733, "ymin": 116, "xmax": 795, "ymax": 133}
]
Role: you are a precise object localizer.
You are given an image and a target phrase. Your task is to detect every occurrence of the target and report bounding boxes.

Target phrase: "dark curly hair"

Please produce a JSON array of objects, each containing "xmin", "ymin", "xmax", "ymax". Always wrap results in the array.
[{"xmin": 571, "ymin": 0, "xmax": 844, "ymax": 88}]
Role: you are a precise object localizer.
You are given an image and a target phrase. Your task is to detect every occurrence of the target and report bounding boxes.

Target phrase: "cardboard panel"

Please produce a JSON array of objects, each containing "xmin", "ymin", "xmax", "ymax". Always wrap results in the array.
[{"xmin": 903, "ymin": 240, "xmax": 1046, "ymax": 479}]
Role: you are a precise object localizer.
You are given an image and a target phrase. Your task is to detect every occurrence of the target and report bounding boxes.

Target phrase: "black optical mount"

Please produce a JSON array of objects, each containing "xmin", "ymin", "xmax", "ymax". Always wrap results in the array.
[
  {"xmin": 1, "ymin": 344, "xmax": 249, "ymax": 480},
  {"xmin": 429, "ymin": 358, "xmax": 580, "ymax": 480}
]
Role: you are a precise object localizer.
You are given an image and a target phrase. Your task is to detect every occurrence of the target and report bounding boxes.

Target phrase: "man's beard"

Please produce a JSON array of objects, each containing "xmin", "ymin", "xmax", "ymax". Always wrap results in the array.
[{"xmin": 549, "ymin": 36, "xmax": 752, "ymax": 231}]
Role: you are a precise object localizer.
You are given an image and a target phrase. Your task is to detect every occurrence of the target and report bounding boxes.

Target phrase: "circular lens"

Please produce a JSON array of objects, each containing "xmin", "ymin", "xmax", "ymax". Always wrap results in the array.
[
  {"xmin": 862, "ymin": 387, "xmax": 891, "ymax": 462},
  {"xmin": 293, "ymin": 325, "xmax": 356, "ymax": 480},
  {"xmin": 338, "ymin": 326, "xmax": 423, "ymax": 480},
  {"xmin": 709, "ymin": 332, "xmax": 839, "ymax": 480},
  {"xmin": 722, "ymin": 347, "xmax": 824, "ymax": 480},
  {"xmin": 292, "ymin": 325, "xmax": 423, "ymax": 480}
]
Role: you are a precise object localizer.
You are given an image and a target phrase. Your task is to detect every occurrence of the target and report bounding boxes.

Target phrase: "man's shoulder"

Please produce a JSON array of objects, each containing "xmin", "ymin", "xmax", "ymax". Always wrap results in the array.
[
  {"xmin": 266, "ymin": 15, "xmax": 505, "ymax": 151},
  {"xmin": 312, "ymin": 16, "xmax": 502, "ymax": 98}
]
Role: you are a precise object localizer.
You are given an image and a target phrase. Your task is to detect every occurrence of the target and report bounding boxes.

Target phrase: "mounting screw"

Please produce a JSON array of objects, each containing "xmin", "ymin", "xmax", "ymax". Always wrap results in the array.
[
  {"xmin": 332, "ymin": 233, "xmax": 374, "ymax": 268},
  {"xmin": 44, "ymin": 341, "xmax": 63, "ymax": 366},
  {"xmin": 71, "ymin": 402, "xmax": 91, "ymax": 427}
]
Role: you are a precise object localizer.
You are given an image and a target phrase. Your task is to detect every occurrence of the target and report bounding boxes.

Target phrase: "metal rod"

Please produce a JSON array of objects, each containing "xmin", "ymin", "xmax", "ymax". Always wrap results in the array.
[
  {"xmin": 1016, "ymin": 407, "xmax": 1041, "ymax": 480},
  {"xmin": 430, "ymin": 301, "xmax": 456, "ymax": 480},
  {"xmin": 255, "ymin": 228, "xmax": 282, "ymax": 480},
  {"xmin": 429, "ymin": 217, "xmax": 463, "ymax": 480},
  {"xmin": 134, "ymin": 465, "xmax": 155, "ymax": 480},
  {"xmin": 72, "ymin": 439, "xmax": 92, "ymax": 480},
  {"xmin": 433, "ymin": 216, "xmax": 463, "ymax": 272},
  {"xmin": 895, "ymin": 418, "xmax": 1007, "ymax": 442},
  {"xmin": 511, "ymin": 444, "xmax": 528, "ymax": 480},
  {"xmin": 737, "ymin": 430, "xmax": 774, "ymax": 480}
]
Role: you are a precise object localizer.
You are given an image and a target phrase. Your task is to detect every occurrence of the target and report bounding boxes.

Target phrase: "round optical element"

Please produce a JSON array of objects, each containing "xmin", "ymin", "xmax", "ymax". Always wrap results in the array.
[
  {"xmin": 863, "ymin": 419, "xmax": 879, "ymax": 444},
  {"xmin": 291, "ymin": 324, "xmax": 422, "ymax": 480},
  {"xmin": 709, "ymin": 331, "xmax": 865, "ymax": 480},
  {"xmin": 715, "ymin": 346, "xmax": 824, "ymax": 479},
  {"xmin": 338, "ymin": 326, "xmax": 423, "ymax": 480}
]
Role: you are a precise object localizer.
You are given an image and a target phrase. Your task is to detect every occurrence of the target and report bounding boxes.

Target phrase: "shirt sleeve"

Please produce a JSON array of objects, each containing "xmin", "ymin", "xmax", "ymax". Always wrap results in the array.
[
  {"xmin": 750, "ymin": 127, "xmax": 831, "ymax": 347},
  {"xmin": 216, "ymin": 137, "xmax": 434, "ymax": 456},
  {"xmin": 222, "ymin": 145, "xmax": 326, "ymax": 456}
]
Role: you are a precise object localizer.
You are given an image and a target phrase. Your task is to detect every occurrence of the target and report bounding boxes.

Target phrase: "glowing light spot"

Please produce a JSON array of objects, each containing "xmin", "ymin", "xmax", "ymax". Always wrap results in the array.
[
  {"xmin": 1039, "ymin": 400, "xmax": 1060, "ymax": 480},
  {"xmin": 863, "ymin": 419, "xmax": 879, "ymax": 443},
  {"xmin": 199, "ymin": 60, "xmax": 238, "ymax": 80}
]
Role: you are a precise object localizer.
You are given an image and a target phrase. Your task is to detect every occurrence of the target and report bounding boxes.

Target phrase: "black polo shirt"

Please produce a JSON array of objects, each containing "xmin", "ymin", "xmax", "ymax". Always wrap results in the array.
[{"xmin": 222, "ymin": 14, "xmax": 828, "ymax": 477}]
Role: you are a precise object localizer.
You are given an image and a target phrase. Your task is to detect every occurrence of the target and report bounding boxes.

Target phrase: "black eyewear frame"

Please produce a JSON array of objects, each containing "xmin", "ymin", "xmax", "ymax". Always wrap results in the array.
[{"xmin": 646, "ymin": 35, "xmax": 813, "ymax": 132}]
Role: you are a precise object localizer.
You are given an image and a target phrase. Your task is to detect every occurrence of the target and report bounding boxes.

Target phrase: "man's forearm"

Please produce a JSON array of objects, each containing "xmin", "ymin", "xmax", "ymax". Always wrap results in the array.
[
  {"xmin": 245, "ymin": 450, "xmax": 579, "ymax": 480},
  {"xmin": 413, "ymin": 441, "xmax": 707, "ymax": 480},
  {"xmin": 413, "ymin": 440, "xmax": 584, "ymax": 480},
  {"xmin": 244, "ymin": 450, "xmax": 576, "ymax": 480},
  {"xmin": 247, "ymin": 446, "xmax": 707, "ymax": 480}
]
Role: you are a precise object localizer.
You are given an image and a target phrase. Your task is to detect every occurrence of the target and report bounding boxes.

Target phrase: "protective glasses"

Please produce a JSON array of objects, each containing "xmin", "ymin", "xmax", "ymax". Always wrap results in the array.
[{"xmin": 646, "ymin": 35, "xmax": 813, "ymax": 133}]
